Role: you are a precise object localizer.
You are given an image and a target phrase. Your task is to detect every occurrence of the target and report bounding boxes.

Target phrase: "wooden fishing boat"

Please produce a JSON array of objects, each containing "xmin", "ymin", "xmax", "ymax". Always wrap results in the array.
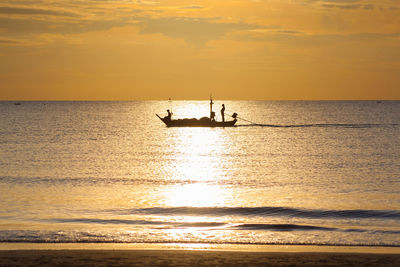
[
  {"xmin": 156, "ymin": 98, "xmax": 238, "ymax": 127},
  {"xmin": 156, "ymin": 114, "xmax": 237, "ymax": 127}
]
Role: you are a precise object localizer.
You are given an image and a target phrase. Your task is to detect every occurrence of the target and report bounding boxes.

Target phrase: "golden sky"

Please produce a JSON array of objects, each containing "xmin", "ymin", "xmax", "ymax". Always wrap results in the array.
[{"xmin": 0, "ymin": 0, "xmax": 399, "ymax": 100}]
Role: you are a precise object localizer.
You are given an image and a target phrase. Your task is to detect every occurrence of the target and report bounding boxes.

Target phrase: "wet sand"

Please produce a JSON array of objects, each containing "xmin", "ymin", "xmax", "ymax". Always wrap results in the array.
[{"xmin": 1, "ymin": 249, "xmax": 399, "ymax": 266}]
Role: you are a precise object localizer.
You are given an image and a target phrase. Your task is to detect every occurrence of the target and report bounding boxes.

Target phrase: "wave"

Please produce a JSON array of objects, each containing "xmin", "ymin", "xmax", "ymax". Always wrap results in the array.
[
  {"xmin": 125, "ymin": 206, "xmax": 400, "ymax": 220},
  {"xmin": 42, "ymin": 218, "xmax": 344, "ymax": 232},
  {"xmin": 237, "ymin": 123, "xmax": 400, "ymax": 128},
  {"xmin": 232, "ymin": 224, "xmax": 400, "ymax": 234},
  {"xmin": 48, "ymin": 218, "xmax": 226, "ymax": 228},
  {"xmin": 6, "ymin": 216, "xmax": 400, "ymax": 235},
  {"xmin": 1, "ymin": 229, "xmax": 399, "ymax": 247}
]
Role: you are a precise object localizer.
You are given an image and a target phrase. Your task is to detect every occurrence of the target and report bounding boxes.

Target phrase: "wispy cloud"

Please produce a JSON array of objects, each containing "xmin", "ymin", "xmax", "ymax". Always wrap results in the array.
[
  {"xmin": 0, "ymin": 38, "xmax": 24, "ymax": 45},
  {"xmin": 0, "ymin": 17, "xmax": 132, "ymax": 35},
  {"xmin": 235, "ymin": 29, "xmax": 400, "ymax": 46},
  {"xmin": 138, "ymin": 17, "xmax": 258, "ymax": 45},
  {"xmin": 0, "ymin": 6, "xmax": 80, "ymax": 17},
  {"xmin": 180, "ymin": 5, "xmax": 203, "ymax": 9},
  {"xmin": 320, "ymin": 3, "xmax": 374, "ymax": 10}
]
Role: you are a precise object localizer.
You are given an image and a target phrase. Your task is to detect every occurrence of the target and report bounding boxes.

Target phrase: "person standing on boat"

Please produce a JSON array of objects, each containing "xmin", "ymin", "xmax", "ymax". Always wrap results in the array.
[{"xmin": 221, "ymin": 104, "xmax": 225, "ymax": 122}]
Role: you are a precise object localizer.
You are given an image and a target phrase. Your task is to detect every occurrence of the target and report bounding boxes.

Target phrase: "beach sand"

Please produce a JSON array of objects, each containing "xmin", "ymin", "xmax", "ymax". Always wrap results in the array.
[{"xmin": 1, "ymin": 249, "xmax": 400, "ymax": 266}]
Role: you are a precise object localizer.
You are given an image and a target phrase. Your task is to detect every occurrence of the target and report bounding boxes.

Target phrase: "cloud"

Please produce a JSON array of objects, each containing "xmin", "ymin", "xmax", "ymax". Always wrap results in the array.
[
  {"xmin": 307, "ymin": 0, "xmax": 362, "ymax": 3},
  {"xmin": 180, "ymin": 5, "xmax": 203, "ymax": 9},
  {"xmin": 347, "ymin": 32, "xmax": 400, "ymax": 40},
  {"xmin": 0, "ymin": 6, "xmax": 80, "ymax": 17},
  {"xmin": 0, "ymin": 12, "xmax": 257, "ymax": 46},
  {"xmin": 232, "ymin": 28, "xmax": 400, "ymax": 47},
  {"xmin": 321, "ymin": 3, "xmax": 374, "ymax": 10},
  {"xmin": 303, "ymin": 0, "xmax": 375, "ymax": 10},
  {"xmin": 0, "ymin": 2, "xmax": 154, "ymax": 38},
  {"xmin": 0, "ymin": 17, "xmax": 132, "ymax": 36},
  {"xmin": 0, "ymin": 38, "xmax": 23, "ymax": 45},
  {"xmin": 138, "ymin": 17, "xmax": 258, "ymax": 45},
  {"xmin": 321, "ymin": 0, "xmax": 360, "ymax": 2},
  {"xmin": 273, "ymin": 30, "xmax": 304, "ymax": 35}
]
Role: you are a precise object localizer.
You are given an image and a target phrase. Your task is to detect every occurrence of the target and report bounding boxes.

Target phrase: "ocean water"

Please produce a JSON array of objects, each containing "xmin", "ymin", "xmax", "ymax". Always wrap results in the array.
[{"xmin": 0, "ymin": 100, "xmax": 399, "ymax": 247}]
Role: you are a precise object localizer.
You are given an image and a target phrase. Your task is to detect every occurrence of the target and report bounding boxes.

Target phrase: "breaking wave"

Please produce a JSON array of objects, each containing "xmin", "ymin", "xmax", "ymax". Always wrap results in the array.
[{"xmin": 123, "ymin": 206, "xmax": 400, "ymax": 220}]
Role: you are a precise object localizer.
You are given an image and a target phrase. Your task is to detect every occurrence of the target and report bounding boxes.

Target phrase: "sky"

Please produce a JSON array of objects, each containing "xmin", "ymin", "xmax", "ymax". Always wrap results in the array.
[{"xmin": 0, "ymin": 0, "xmax": 399, "ymax": 100}]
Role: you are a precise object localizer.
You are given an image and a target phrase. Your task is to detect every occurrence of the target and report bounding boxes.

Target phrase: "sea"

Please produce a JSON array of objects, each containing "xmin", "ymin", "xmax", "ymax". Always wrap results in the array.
[{"xmin": 0, "ymin": 100, "xmax": 399, "ymax": 249}]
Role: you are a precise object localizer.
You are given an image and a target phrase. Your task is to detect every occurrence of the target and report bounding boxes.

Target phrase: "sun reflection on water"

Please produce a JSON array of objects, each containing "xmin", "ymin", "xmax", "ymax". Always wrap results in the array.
[
  {"xmin": 166, "ymin": 127, "xmax": 230, "ymax": 183},
  {"xmin": 162, "ymin": 120, "xmax": 233, "ymax": 204},
  {"xmin": 153, "ymin": 102, "xmax": 237, "ymax": 247},
  {"xmin": 163, "ymin": 183, "xmax": 228, "ymax": 207}
]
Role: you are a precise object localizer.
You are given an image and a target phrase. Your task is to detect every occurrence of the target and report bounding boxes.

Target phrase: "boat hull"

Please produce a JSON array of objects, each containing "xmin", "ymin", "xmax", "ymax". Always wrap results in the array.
[{"xmin": 156, "ymin": 115, "xmax": 237, "ymax": 127}]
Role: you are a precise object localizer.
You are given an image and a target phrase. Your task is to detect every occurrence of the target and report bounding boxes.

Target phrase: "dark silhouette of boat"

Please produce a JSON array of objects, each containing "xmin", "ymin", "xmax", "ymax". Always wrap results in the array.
[
  {"xmin": 156, "ymin": 98, "xmax": 238, "ymax": 127},
  {"xmin": 156, "ymin": 114, "xmax": 237, "ymax": 127}
]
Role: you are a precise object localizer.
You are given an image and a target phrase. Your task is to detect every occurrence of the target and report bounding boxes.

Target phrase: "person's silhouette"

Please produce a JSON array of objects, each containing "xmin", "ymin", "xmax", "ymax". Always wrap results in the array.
[
  {"xmin": 221, "ymin": 104, "xmax": 225, "ymax": 122},
  {"xmin": 166, "ymin": 109, "xmax": 173, "ymax": 120}
]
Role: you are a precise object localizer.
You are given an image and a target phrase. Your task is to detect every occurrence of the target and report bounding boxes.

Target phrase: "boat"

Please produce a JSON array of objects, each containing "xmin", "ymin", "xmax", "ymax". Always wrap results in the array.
[
  {"xmin": 156, "ymin": 98, "xmax": 238, "ymax": 127},
  {"xmin": 156, "ymin": 114, "xmax": 237, "ymax": 127}
]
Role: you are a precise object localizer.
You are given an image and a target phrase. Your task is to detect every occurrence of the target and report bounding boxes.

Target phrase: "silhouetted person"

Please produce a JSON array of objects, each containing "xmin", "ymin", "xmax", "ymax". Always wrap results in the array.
[
  {"xmin": 210, "ymin": 98, "xmax": 214, "ymax": 119},
  {"xmin": 166, "ymin": 109, "xmax": 173, "ymax": 120},
  {"xmin": 221, "ymin": 104, "xmax": 225, "ymax": 122},
  {"xmin": 210, "ymin": 111, "xmax": 216, "ymax": 122}
]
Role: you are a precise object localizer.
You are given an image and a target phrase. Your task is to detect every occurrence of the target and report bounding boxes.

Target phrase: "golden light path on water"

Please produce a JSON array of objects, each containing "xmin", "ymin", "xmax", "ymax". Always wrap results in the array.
[
  {"xmin": 155, "ymin": 102, "xmax": 235, "ymax": 247},
  {"xmin": 162, "ymin": 121, "xmax": 231, "ymax": 206}
]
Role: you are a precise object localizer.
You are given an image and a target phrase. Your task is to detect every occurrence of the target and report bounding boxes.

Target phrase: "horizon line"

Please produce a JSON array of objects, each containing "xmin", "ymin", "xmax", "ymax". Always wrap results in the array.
[{"xmin": 1, "ymin": 99, "xmax": 398, "ymax": 102}]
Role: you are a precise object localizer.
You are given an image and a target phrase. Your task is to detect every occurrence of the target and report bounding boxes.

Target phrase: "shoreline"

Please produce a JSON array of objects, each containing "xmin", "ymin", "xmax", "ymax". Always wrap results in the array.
[
  {"xmin": 1, "ymin": 243, "xmax": 400, "ymax": 254},
  {"xmin": 1, "ymin": 249, "xmax": 399, "ymax": 266}
]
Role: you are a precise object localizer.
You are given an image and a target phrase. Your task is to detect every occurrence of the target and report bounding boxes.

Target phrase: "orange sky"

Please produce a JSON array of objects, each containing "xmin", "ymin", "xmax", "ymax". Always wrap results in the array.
[{"xmin": 0, "ymin": 0, "xmax": 399, "ymax": 100}]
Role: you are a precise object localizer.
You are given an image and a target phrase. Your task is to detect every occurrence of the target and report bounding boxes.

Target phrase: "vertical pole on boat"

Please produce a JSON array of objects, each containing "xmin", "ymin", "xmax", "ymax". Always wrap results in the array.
[
  {"xmin": 168, "ymin": 97, "xmax": 172, "ymax": 116},
  {"xmin": 210, "ymin": 94, "xmax": 214, "ymax": 119}
]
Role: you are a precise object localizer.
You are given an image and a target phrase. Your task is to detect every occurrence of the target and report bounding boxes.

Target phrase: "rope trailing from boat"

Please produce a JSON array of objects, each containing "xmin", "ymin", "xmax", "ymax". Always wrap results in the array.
[
  {"xmin": 235, "ymin": 116, "xmax": 261, "ymax": 125},
  {"xmin": 225, "ymin": 109, "xmax": 261, "ymax": 125}
]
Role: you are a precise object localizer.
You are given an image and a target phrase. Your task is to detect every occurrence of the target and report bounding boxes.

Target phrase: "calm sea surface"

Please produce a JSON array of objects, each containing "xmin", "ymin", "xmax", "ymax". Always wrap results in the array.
[{"xmin": 0, "ymin": 101, "xmax": 399, "ymax": 247}]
